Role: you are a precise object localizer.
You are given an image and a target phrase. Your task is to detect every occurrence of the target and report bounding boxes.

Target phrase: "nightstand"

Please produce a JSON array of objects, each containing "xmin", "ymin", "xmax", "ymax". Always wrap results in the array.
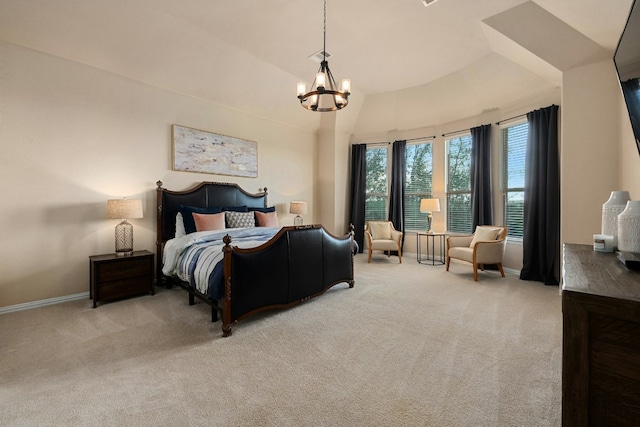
[{"xmin": 89, "ymin": 250, "xmax": 154, "ymax": 307}]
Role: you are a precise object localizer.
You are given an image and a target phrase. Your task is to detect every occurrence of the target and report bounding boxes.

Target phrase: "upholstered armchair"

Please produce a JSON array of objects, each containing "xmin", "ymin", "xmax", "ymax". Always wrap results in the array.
[
  {"xmin": 365, "ymin": 221, "xmax": 403, "ymax": 263},
  {"xmin": 446, "ymin": 226, "xmax": 508, "ymax": 281}
]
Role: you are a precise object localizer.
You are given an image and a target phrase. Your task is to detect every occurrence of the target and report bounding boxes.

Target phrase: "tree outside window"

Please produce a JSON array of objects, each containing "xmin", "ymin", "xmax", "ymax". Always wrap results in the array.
[
  {"xmin": 364, "ymin": 142, "xmax": 433, "ymax": 229},
  {"xmin": 365, "ymin": 146, "xmax": 388, "ymax": 222},
  {"xmin": 405, "ymin": 142, "xmax": 433, "ymax": 231},
  {"xmin": 501, "ymin": 121, "xmax": 527, "ymax": 239},
  {"xmin": 446, "ymin": 135, "xmax": 472, "ymax": 233}
]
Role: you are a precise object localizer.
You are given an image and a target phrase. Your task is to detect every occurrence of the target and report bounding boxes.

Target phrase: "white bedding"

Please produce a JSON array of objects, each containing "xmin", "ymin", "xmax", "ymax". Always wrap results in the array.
[{"xmin": 162, "ymin": 227, "xmax": 281, "ymax": 297}]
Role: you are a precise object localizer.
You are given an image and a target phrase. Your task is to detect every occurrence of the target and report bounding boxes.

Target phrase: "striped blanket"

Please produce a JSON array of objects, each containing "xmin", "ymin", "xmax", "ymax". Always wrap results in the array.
[{"xmin": 162, "ymin": 227, "xmax": 281, "ymax": 300}]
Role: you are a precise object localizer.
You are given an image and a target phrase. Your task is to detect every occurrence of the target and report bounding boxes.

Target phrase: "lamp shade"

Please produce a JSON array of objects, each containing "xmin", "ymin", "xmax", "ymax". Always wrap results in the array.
[
  {"xmin": 289, "ymin": 201, "xmax": 308, "ymax": 215},
  {"xmin": 420, "ymin": 198, "xmax": 440, "ymax": 213},
  {"xmin": 107, "ymin": 199, "xmax": 143, "ymax": 219}
]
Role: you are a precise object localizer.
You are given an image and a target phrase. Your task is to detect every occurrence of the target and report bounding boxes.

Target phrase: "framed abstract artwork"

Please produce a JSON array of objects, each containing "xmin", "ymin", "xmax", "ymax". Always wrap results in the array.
[{"xmin": 172, "ymin": 125, "xmax": 258, "ymax": 178}]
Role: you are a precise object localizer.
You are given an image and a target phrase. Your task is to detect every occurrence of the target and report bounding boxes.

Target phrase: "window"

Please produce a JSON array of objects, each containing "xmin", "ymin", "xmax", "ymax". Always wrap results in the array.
[
  {"xmin": 501, "ymin": 121, "xmax": 527, "ymax": 239},
  {"xmin": 364, "ymin": 141, "xmax": 433, "ymax": 228},
  {"xmin": 405, "ymin": 141, "xmax": 433, "ymax": 231},
  {"xmin": 365, "ymin": 146, "xmax": 388, "ymax": 222},
  {"xmin": 446, "ymin": 134, "xmax": 472, "ymax": 233}
]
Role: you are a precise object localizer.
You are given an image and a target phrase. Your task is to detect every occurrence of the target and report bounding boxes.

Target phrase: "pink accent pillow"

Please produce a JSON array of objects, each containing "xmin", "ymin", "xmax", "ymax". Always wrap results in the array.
[
  {"xmin": 255, "ymin": 210, "xmax": 278, "ymax": 227},
  {"xmin": 193, "ymin": 212, "xmax": 226, "ymax": 232}
]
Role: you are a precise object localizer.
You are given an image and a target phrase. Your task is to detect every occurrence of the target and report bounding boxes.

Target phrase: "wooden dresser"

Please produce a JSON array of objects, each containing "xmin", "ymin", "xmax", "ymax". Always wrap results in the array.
[{"xmin": 562, "ymin": 243, "xmax": 640, "ymax": 426}]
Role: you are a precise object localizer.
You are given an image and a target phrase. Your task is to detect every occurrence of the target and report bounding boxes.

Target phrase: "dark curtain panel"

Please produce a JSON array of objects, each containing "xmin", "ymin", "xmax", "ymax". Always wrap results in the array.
[
  {"xmin": 388, "ymin": 140, "xmax": 406, "ymax": 250},
  {"xmin": 520, "ymin": 104, "xmax": 560, "ymax": 286},
  {"xmin": 349, "ymin": 144, "xmax": 367, "ymax": 253},
  {"xmin": 470, "ymin": 124, "xmax": 493, "ymax": 230}
]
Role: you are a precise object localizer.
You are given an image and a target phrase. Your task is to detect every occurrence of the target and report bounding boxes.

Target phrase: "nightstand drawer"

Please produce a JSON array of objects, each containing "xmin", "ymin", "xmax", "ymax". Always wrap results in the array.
[
  {"xmin": 95, "ymin": 257, "xmax": 152, "ymax": 283},
  {"xmin": 99, "ymin": 276, "xmax": 152, "ymax": 301}
]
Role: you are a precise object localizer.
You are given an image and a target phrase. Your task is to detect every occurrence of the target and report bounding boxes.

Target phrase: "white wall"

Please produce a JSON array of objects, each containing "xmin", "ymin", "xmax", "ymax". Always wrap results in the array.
[
  {"xmin": 560, "ymin": 59, "xmax": 635, "ymax": 246},
  {"xmin": 0, "ymin": 41, "xmax": 316, "ymax": 308}
]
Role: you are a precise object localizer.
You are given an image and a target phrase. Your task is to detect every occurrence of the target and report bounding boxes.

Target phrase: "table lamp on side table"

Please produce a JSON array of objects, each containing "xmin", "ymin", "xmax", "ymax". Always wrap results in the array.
[
  {"xmin": 290, "ymin": 201, "xmax": 307, "ymax": 226},
  {"xmin": 420, "ymin": 198, "xmax": 440, "ymax": 233},
  {"xmin": 107, "ymin": 198, "xmax": 143, "ymax": 256}
]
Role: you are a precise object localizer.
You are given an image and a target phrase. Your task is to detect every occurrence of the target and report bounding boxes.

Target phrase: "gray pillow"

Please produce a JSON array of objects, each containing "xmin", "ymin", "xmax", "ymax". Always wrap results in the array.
[{"xmin": 225, "ymin": 211, "xmax": 255, "ymax": 228}]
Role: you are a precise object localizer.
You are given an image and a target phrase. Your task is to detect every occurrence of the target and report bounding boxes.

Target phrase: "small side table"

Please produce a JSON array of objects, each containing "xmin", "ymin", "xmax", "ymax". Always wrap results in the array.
[
  {"xmin": 90, "ymin": 250, "xmax": 154, "ymax": 307},
  {"xmin": 417, "ymin": 232, "xmax": 446, "ymax": 265}
]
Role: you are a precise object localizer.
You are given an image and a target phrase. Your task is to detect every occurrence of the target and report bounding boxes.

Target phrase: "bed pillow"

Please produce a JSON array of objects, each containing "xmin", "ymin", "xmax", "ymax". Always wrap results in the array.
[
  {"xmin": 222, "ymin": 206, "xmax": 248, "ymax": 212},
  {"xmin": 255, "ymin": 210, "xmax": 278, "ymax": 227},
  {"xmin": 469, "ymin": 227, "xmax": 501, "ymax": 247},
  {"xmin": 369, "ymin": 221, "xmax": 391, "ymax": 240},
  {"xmin": 175, "ymin": 212, "xmax": 187, "ymax": 237},
  {"xmin": 249, "ymin": 206, "xmax": 276, "ymax": 213},
  {"xmin": 226, "ymin": 211, "xmax": 255, "ymax": 228},
  {"xmin": 193, "ymin": 212, "xmax": 226, "ymax": 232},
  {"xmin": 180, "ymin": 205, "xmax": 222, "ymax": 234}
]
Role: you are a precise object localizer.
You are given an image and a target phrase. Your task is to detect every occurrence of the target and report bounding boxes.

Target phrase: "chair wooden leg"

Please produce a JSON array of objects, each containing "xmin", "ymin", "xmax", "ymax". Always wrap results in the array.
[
  {"xmin": 498, "ymin": 263, "xmax": 505, "ymax": 277},
  {"xmin": 398, "ymin": 249, "xmax": 402, "ymax": 263},
  {"xmin": 446, "ymin": 256, "xmax": 450, "ymax": 271},
  {"xmin": 368, "ymin": 247, "xmax": 372, "ymax": 263},
  {"xmin": 473, "ymin": 263, "xmax": 479, "ymax": 281}
]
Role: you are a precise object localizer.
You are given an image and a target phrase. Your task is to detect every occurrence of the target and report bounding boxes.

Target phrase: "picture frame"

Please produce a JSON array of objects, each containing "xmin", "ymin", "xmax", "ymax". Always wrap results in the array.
[{"xmin": 172, "ymin": 124, "xmax": 258, "ymax": 178}]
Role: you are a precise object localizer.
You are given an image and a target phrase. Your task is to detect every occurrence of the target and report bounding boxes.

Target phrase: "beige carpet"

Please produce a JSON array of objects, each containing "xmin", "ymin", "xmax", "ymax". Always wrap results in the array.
[{"xmin": 0, "ymin": 255, "xmax": 562, "ymax": 426}]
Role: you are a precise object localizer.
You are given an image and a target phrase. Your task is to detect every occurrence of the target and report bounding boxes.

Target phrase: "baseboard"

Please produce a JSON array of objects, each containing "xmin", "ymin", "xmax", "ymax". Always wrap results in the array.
[
  {"xmin": 504, "ymin": 267, "xmax": 520, "ymax": 276},
  {"xmin": 0, "ymin": 292, "xmax": 89, "ymax": 315}
]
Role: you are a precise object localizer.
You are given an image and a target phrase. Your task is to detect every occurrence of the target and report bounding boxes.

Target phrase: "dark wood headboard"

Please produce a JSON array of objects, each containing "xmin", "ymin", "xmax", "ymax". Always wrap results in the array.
[
  {"xmin": 156, "ymin": 180, "xmax": 268, "ymax": 242},
  {"xmin": 155, "ymin": 180, "xmax": 268, "ymax": 278}
]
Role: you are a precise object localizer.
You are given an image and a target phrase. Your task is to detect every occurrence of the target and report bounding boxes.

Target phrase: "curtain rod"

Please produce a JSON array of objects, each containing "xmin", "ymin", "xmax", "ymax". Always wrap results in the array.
[
  {"xmin": 442, "ymin": 128, "xmax": 469, "ymax": 138},
  {"xmin": 495, "ymin": 113, "xmax": 526, "ymax": 125},
  {"xmin": 407, "ymin": 135, "xmax": 436, "ymax": 142},
  {"xmin": 362, "ymin": 135, "xmax": 436, "ymax": 145}
]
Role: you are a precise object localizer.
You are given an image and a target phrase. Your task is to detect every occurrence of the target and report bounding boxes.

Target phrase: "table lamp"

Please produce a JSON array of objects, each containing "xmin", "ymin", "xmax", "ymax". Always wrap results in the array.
[
  {"xmin": 290, "ymin": 201, "xmax": 307, "ymax": 226},
  {"xmin": 420, "ymin": 198, "xmax": 440, "ymax": 233},
  {"xmin": 107, "ymin": 198, "xmax": 143, "ymax": 256}
]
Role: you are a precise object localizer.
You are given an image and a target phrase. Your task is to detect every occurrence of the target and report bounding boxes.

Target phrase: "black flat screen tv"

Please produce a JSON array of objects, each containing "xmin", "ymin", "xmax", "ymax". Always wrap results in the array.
[{"xmin": 614, "ymin": 0, "xmax": 640, "ymax": 157}]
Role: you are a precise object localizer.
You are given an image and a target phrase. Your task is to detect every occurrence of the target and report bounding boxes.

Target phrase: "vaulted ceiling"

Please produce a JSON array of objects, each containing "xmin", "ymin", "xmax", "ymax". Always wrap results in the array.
[{"xmin": 0, "ymin": 0, "xmax": 633, "ymax": 131}]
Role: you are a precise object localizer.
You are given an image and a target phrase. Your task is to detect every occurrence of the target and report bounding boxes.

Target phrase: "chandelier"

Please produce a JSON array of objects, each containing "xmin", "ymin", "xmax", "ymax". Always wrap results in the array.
[{"xmin": 296, "ymin": 0, "xmax": 350, "ymax": 112}]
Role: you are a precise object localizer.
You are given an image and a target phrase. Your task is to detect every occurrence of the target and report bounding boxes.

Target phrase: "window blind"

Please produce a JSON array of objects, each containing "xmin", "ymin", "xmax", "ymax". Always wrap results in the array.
[
  {"xmin": 404, "ymin": 142, "xmax": 433, "ymax": 231},
  {"xmin": 446, "ymin": 135, "xmax": 473, "ymax": 233},
  {"xmin": 501, "ymin": 122, "xmax": 527, "ymax": 239},
  {"xmin": 365, "ymin": 147, "xmax": 388, "ymax": 222}
]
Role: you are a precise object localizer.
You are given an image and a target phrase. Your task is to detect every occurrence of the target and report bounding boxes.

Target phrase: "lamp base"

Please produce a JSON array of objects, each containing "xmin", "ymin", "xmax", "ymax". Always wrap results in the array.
[
  {"xmin": 115, "ymin": 220, "xmax": 134, "ymax": 255},
  {"xmin": 294, "ymin": 215, "xmax": 303, "ymax": 226},
  {"xmin": 427, "ymin": 214, "xmax": 433, "ymax": 233}
]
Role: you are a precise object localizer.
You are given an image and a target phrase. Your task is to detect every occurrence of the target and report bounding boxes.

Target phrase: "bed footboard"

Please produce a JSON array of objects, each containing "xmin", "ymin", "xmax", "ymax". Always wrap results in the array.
[{"xmin": 221, "ymin": 225, "xmax": 354, "ymax": 336}]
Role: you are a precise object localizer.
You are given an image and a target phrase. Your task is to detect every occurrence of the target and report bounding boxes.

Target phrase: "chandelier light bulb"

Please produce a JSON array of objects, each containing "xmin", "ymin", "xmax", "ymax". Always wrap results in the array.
[
  {"xmin": 341, "ymin": 78, "xmax": 351, "ymax": 93},
  {"xmin": 316, "ymin": 72, "xmax": 326, "ymax": 89},
  {"xmin": 297, "ymin": 82, "xmax": 307, "ymax": 97}
]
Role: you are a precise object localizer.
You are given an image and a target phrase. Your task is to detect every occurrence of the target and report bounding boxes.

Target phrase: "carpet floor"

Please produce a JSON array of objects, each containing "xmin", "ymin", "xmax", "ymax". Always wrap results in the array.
[{"xmin": 0, "ymin": 254, "xmax": 562, "ymax": 426}]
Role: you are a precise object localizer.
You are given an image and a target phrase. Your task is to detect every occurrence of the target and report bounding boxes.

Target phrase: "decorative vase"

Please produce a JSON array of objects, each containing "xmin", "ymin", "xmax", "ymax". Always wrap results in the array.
[
  {"xmin": 618, "ymin": 200, "xmax": 640, "ymax": 253},
  {"xmin": 602, "ymin": 191, "xmax": 630, "ymax": 249}
]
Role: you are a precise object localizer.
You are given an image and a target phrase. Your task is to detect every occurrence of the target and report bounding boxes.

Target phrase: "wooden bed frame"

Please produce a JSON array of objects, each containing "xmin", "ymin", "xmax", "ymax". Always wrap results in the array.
[{"xmin": 156, "ymin": 180, "xmax": 354, "ymax": 336}]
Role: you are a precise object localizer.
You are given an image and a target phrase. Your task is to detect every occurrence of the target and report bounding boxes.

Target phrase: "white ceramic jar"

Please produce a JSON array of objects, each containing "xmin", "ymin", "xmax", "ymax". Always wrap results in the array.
[
  {"xmin": 602, "ymin": 191, "xmax": 631, "ymax": 249},
  {"xmin": 618, "ymin": 200, "xmax": 640, "ymax": 253}
]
